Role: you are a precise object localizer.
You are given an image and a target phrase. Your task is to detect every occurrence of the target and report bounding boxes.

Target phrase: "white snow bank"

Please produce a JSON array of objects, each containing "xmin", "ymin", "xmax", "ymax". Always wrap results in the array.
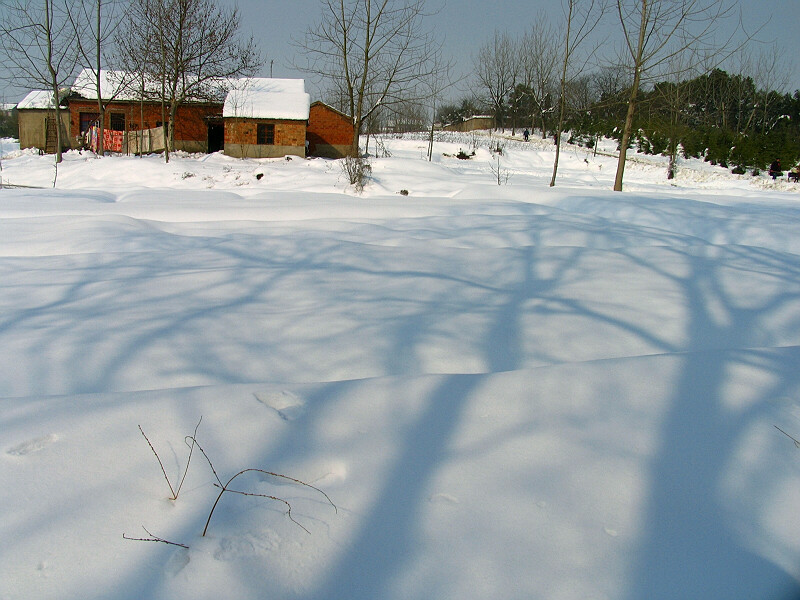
[{"xmin": 1, "ymin": 132, "xmax": 800, "ymax": 600}]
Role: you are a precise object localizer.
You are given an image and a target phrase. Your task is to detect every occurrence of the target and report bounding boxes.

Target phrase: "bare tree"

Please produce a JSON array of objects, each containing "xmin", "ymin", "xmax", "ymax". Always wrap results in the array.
[
  {"xmin": 724, "ymin": 49, "xmax": 758, "ymax": 135},
  {"xmin": 420, "ymin": 50, "xmax": 456, "ymax": 161},
  {"xmin": 752, "ymin": 42, "xmax": 792, "ymax": 135},
  {"xmin": 518, "ymin": 16, "xmax": 560, "ymax": 138},
  {"xmin": 657, "ymin": 50, "xmax": 699, "ymax": 180},
  {"xmin": 550, "ymin": 0, "xmax": 606, "ymax": 187},
  {"xmin": 0, "ymin": 0, "xmax": 77, "ymax": 163},
  {"xmin": 297, "ymin": 0, "xmax": 444, "ymax": 156},
  {"xmin": 120, "ymin": 0, "xmax": 261, "ymax": 162},
  {"xmin": 473, "ymin": 31, "xmax": 518, "ymax": 131},
  {"xmin": 611, "ymin": 0, "xmax": 740, "ymax": 191},
  {"xmin": 65, "ymin": 0, "xmax": 129, "ymax": 154}
]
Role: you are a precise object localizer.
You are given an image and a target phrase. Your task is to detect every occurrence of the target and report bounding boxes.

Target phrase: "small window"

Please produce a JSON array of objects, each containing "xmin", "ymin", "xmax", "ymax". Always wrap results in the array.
[
  {"xmin": 110, "ymin": 112, "xmax": 125, "ymax": 131},
  {"xmin": 257, "ymin": 123, "xmax": 275, "ymax": 145}
]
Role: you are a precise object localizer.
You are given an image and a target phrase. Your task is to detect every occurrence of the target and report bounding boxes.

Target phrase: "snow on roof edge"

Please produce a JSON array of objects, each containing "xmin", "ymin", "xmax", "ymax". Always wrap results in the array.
[{"xmin": 16, "ymin": 90, "xmax": 58, "ymax": 110}]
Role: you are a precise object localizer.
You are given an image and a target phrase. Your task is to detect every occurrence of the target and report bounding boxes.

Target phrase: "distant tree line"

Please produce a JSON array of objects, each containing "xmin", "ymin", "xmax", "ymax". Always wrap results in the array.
[
  {"xmin": 563, "ymin": 68, "xmax": 800, "ymax": 176},
  {"xmin": 436, "ymin": 20, "xmax": 799, "ymax": 180},
  {"xmin": 0, "ymin": 108, "xmax": 18, "ymax": 138}
]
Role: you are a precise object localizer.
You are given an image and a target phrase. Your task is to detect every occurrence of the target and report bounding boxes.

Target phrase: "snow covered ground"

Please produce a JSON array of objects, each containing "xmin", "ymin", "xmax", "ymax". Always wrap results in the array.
[{"xmin": 1, "ymin": 132, "xmax": 800, "ymax": 600}]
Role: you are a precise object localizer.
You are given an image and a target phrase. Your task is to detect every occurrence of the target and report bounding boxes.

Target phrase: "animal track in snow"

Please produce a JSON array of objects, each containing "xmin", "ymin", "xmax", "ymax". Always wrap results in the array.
[
  {"xmin": 6, "ymin": 434, "xmax": 58, "ymax": 456},
  {"xmin": 311, "ymin": 460, "xmax": 348, "ymax": 485},
  {"xmin": 253, "ymin": 390, "xmax": 307, "ymax": 421},
  {"xmin": 429, "ymin": 493, "xmax": 460, "ymax": 505}
]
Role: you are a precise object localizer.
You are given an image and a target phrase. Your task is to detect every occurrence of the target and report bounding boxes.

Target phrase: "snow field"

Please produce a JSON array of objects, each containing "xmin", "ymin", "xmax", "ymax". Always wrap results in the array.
[{"xmin": 1, "ymin": 132, "xmax": 800, "ymax": 600}]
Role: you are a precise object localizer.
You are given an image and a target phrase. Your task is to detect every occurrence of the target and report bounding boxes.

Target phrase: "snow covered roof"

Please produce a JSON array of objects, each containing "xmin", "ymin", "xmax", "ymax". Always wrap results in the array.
[
  {"xmin": 16, "ymin": 90, "xmax": 58, "ymax": 110},
  {"xmin": 71, "ymin": 69, "xmax": 137, "ymax": 101},
  {"xmin": 223, "ymin": 78, "xmax": 310, "ymax": 121},
  {"xmin": 70, "ymin": 69, "xmax": 227, "ymax": 102}
]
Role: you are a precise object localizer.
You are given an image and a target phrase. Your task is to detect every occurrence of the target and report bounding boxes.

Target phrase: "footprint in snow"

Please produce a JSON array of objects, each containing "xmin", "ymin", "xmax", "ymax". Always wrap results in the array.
[
  {"xmin": 253, "ymin": 391, "xmax": 307, "ymax": 421},
  {"xmin": 429, "ymin": 493, "xmax": 460, "ymax": 505},
  {"xmin": 6, "ymin": 434, "xmax": 58, "ymax": 456}
]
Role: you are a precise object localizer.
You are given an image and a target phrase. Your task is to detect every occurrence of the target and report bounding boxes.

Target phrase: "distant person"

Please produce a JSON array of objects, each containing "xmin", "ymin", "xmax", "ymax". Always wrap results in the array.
[
  {"xmin": 523, "ymin": 128, "xmax": 530, "ymax": 142},
  {"xmin": 769, "ymin": 158, "xmax": 782, "ymax": 180}
]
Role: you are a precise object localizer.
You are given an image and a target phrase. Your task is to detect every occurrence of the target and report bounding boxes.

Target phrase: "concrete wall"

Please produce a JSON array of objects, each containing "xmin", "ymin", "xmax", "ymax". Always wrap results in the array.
[
  {"xmin": 224, "ymin": 118, "xmax": 306, "ymax": 158},
  {"xmin": 17, "ymin": 109, "xmax": 71, "ymax": 152},
  {"xmin": 442, "ymin": 116, "xmax": 495, "ymax": 132},
  {"xmin": 307, "ymin": 102, "xmax": 354, "ymax": 158}
]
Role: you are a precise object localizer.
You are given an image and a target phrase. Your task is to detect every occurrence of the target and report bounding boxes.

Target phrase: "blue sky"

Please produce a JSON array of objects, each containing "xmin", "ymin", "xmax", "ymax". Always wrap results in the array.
[
  {"xmin": 243, "ymin": 0, "xmax": 800, "ymax": 98},
  {"xmin": 1, "ymin": 0, "xmax": 798, "ymax": 104}
]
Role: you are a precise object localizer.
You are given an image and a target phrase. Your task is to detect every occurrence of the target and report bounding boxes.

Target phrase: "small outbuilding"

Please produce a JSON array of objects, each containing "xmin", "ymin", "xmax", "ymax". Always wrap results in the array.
[
  {"xmin": 307, "ymin": 101, "xmax": 355, "ymax": 158},
  {"xmin": 16, "ymin": 90, "xmax": 71, "ymax": 153},
  {"xmin": 223, "ymin": 78, "xmax": 310, "ymax": 159}
]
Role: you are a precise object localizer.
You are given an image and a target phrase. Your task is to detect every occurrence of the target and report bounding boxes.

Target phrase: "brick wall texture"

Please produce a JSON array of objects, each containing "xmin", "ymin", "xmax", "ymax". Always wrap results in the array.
[
  {"xmin": 307, "ymin": 102, "xmax": 354, "ymax": 156},
  {"xmin": 68, "ymin": 99, "xmax": 221, "ymax": 143},
  {"xmin": 223, "ymin": 118, "xmax": 306, "ymax": 148}
]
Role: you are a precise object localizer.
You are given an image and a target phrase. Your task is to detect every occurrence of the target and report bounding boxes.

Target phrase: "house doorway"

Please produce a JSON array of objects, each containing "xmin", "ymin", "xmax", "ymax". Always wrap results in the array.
[{"xmin": 208, "ymin": 123, "xmax": 224, "ymax": 153}]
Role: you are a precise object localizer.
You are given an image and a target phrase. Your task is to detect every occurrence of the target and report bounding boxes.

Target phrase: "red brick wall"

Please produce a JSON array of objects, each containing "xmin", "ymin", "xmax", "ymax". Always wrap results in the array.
[
  {"xmin": 67, "ymin": 98, "xmax": 221, "ymax": 143},
  {"xmin": 223, "ymin": 118, "xmax": 306, "ymax": 147},
  {"xmin": 307, "ymin": 102, "xmax": 354, "ymax": 149}
]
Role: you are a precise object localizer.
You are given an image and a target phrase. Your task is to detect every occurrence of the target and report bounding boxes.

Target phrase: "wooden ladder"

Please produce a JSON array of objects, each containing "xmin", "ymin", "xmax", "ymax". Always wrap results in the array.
[{"xmin": 45, "ymin": 114, "xmax": 58, "ymax": 154}]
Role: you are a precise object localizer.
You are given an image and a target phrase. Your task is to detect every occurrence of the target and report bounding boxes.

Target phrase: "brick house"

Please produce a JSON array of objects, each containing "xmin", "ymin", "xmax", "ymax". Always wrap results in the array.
[
  {"xmin": 223, "ymin": 78, "xmax": 310, "ymax": 158},
  {"xmin": 18, "ymin": 72, "xmax": 354, "ymax": 160},
  {"xmin": 306, "ymin": 101, "xmax": 355, "ymax": 158},
  {"xmin": 66, "ymin": 69, "xmax": 223, "ymax": 153}
]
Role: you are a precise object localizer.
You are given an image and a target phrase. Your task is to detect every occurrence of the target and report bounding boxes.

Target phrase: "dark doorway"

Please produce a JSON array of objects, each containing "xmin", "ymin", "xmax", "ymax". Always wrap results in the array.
[{"xmin": 208, "ymin": 123, "xmax": 224, "ymax": 153}]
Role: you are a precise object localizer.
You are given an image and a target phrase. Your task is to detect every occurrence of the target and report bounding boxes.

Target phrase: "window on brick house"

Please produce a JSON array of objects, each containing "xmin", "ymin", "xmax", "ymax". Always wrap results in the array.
[
  {"xmin": 110, "ymin": 112, "xmax": 125, "ymax": 131},
  {"xmin": 257, "ymin": 123, "xmax": 275, "ymax": 145}
]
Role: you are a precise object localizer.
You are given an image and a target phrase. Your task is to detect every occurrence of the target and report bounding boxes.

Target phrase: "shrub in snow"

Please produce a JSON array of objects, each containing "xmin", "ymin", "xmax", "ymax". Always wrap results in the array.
[
  {"xmin": 126, "ymin": 420, "xmax": 336, "ymax": 548},
  {"xmin": 342, "ymin": 155, "xmax": 371, "ymax": 193}
]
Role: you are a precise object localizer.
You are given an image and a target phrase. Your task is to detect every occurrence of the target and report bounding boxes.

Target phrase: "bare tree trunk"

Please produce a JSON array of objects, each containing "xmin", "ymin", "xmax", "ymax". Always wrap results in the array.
[
  {"xmin": 550, "ymin": 0, "xmax": 603, "ymax": 187},
  {"xmin": 613, "ymin": 0, "xmax": 647, "ymax": 192},
  {"xmin": 95, "ymin": 0, "xmax": 104, "ymax": 154},
  {"xmin": 613, "ymin": 72, "xmax": 641, "ymax": 191},
  {"xmin": 549, "ymin": 0, "xmax": 573, "ymax": 188},
  {"xmin": 44, "ymin": 0, "xmax": 65, "ymax": 163}
]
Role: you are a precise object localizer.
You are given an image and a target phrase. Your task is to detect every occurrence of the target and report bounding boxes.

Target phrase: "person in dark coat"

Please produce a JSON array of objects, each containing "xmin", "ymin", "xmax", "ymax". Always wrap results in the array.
[
  {"xmin": 769, "ymin": 158, "xmax": 782, "ymax": 180},
  {"xmin": 523, "ymin": 128, "xmax": 530, "ymax": 142}
]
